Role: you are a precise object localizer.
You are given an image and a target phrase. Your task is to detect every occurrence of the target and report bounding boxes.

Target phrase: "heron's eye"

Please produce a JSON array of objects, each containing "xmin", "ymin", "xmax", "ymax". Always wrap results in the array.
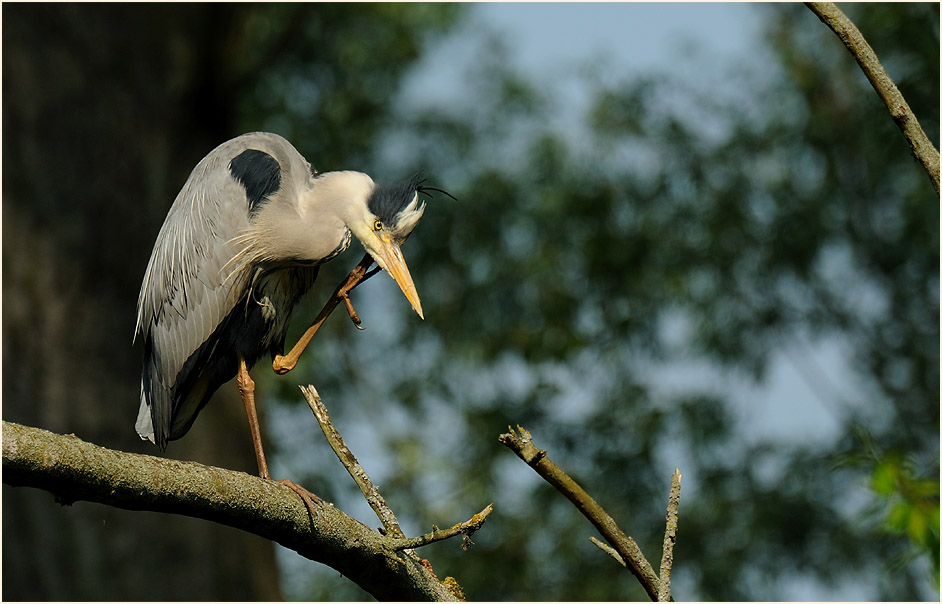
[{"xmin": 373, "ymin": 220, "xmax": 384, "ymax": 231}]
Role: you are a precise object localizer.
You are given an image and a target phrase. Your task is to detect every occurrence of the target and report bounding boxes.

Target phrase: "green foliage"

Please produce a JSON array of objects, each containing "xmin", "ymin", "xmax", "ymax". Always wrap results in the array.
[{"xmin": 870, "ymin": 451, "xmax": 941, "ymax": 587}]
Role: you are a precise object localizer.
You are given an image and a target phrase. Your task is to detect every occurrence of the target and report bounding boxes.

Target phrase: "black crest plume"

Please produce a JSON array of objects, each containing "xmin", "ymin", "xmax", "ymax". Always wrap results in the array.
[{"xmin": 368, "ymin": 173, "xmax": 456, "ymax": 225}]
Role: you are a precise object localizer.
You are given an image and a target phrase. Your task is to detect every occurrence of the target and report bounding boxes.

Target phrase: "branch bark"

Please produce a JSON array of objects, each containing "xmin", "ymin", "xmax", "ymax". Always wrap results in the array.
[
  {"xmin": 393, "ymin": 503, "xmax": 495, "ymax": 551},
  {"xmin": 805, "ymin": 2, "xmax": 940, "ymax": 195},
  {"xmin": 1, "ymin": 421, "xmax": 461, "ymax": 602}
]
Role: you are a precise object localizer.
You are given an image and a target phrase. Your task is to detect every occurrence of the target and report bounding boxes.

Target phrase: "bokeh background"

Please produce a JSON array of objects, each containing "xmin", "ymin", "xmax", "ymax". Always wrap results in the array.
[{"xmin": 3, "ymin": 3, "xmax": 938, "ymax": 601}]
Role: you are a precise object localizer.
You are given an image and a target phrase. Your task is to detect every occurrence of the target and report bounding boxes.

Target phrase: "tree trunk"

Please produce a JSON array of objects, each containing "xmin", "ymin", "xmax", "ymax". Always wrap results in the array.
[{"xmin": 2, "ymin": 5, "xmax": 281, "ymax": 599}]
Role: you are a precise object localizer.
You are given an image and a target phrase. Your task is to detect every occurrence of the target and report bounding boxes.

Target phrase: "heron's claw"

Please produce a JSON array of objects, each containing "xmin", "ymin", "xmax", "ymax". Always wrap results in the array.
[
  {"xmin": 341, "ymin": 294, "xmax": 365, "ymax": 330},
  {"xmin": 276, "ymin": 478, "xmax": 321, "ymax": 521}
]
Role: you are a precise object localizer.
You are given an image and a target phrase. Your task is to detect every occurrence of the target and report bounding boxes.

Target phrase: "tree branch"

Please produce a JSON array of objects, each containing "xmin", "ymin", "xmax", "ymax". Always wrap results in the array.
[
  {"xmin": 1, "ymin": 421, "xmax": 461, "ymax": 602},
  {"xmin": 498, "ymin": 425, "xmax": 663, "ymax": 601},
  {"xmin": 657, "ymin": 469, "xmax": 682, "ymax": 602},
  {"xmin": 805, "ymin": 2, "xmax": 940, "ymax": 195},
  {"xmin": 301, "ymin": 384, "xmax": 494, "ymax": 557},
  {"xmin": 590, "ymin": 536, "xmax": 628, "ymax": 565},
  {"xmin": 300, "ymin": 384, "xmax": 405, "ymax": 538}
]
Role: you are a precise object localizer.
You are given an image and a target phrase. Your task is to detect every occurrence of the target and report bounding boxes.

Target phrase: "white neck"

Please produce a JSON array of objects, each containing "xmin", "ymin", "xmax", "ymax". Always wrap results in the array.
[{"xmin": 245, "ymin": 170, "xmax": 376, "ymax": 265}]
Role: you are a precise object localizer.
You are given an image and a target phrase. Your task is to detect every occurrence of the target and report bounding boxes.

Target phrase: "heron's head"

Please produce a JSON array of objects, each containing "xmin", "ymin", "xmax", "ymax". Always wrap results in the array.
[
  {"xmin": 358, "ymin": 175, "xmax": 428, "ymax": 319},
  {"xmin": 314, "ymin": 172, "xmax": 430, "ymax": 319}
]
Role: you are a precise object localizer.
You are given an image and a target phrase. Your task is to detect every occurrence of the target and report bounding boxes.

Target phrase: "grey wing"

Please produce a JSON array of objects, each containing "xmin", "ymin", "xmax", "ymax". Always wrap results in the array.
[{"xmin": 134, "ymin": 151, "xmax": 254, "ymax": 444}]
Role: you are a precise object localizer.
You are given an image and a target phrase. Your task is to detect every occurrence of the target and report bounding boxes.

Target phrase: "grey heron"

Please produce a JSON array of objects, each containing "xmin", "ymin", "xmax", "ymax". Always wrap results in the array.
[{"xmin": 134, "ymin": 131, "xmax": 440, "ymax": 483}]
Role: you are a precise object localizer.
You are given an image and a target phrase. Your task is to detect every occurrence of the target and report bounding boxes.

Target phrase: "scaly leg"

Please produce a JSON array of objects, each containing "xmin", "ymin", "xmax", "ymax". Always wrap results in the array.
[
  {"xmin": 272, "ymin": 253, "xmax": 381, "ymax": 375},
  {"xmin": 237, "ymin": 357, "xmax": 270, "ymax": 479},
  {"xmin": 237, "ymin": 358, "xmax": 321, "ymax": 516}
]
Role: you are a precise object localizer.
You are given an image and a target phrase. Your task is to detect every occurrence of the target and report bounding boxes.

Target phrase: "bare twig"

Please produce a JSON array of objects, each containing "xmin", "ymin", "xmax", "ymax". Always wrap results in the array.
[
  {"xmin": 805, "ymin": 2, "xmax": 940, "ymax": 194},
  {"xmin": 588, "ymin": 467, "xmax": 682, "ymax": 602},
  {"xmin": 393, "ymin": 503, "xmax": 495, "ymax": 551},
  {"xmin": 299, "ymin": 384, "xmax": 404, "ymax": 538},
  {"xmin": 658, "ymin": 469, "xmax": 682, "ymax": 602},
  {"xmin": 590, "ymin": 536, "xmax": 626, "ymax": 566},
  {"xmin": 273, "ymin": 253, "xmax": 380, "ymax": 375},
  {"xmin": 498, "ymin": 425, "xmax": 662, "ymax": 601},
  {"xmin": 1, "ymin": 421, "xmax": 460, "ymax": 601}
]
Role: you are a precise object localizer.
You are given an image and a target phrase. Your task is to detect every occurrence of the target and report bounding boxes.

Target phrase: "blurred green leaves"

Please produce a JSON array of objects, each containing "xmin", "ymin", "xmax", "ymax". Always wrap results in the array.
[
  {"xmin": 226, "ymin": 3, "xmax": 466, "ymax": 168},
  {"xmin": 870, "ymin": 451, "xmax": 940, "ymax": 585}
]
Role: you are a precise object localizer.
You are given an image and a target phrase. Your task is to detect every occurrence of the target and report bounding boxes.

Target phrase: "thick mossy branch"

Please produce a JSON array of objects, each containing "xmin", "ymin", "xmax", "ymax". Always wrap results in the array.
[{"xmin": 1, "ymin": 421, "xmax": 460, "ymax": 602}]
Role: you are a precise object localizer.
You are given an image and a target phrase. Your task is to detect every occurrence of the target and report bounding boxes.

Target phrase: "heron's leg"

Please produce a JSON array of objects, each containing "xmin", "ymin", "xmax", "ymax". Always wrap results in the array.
[
  {"xmin": 272, "ymin": 253, "xmax": 380, "ymax": 375},
  {"xmin": 237, "ymin": 357, "xmax": 271, "ymax": 480},
  {"xmin": 237, "ymin": 359, "xmax": 322, "ymax": 519}
]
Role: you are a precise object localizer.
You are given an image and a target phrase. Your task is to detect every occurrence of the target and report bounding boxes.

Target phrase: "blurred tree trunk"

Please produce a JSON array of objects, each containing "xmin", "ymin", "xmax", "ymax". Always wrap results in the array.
[{"xmin": 2, "ymin": 5, "xmax": 282, "ymax": 599}]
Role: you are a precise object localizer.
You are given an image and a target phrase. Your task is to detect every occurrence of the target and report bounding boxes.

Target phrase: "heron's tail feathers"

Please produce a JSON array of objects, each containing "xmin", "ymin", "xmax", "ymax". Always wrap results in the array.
[{"xmin": 135, "ymin": 385, "xmax": 157, "ymax": 444}]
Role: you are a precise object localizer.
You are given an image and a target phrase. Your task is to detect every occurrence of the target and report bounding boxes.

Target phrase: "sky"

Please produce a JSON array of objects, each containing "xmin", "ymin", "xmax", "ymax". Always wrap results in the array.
[
  {"xmin": 475, "ymin": 3, "xmax": 766, "ymax": 73},
  {"xmin": 403, "ymin": 3, "xmax": 771, "ymax": 107}
]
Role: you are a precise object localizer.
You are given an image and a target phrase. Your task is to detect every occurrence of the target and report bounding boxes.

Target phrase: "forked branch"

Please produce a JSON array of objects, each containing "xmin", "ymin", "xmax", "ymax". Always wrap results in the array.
[
  {"xmin": 498, "ymin": 425, "xmax": 663, "ymax": 601},
  {"xmin": 300, "ymin": 384, "xmax": 404, "ymax": 537},
  {"xmin": 300, "ymin": 385, "xmax": 494, "ymax": 554}
]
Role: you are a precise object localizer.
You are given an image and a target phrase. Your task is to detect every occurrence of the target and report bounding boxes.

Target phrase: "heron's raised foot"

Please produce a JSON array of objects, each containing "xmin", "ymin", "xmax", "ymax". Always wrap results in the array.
[
  {"xmin": 341, "ymin": 293, "xmax": 364, "ymax": 330},
  {"xmin": 272, "ymin": 253, "xmax": 380, "ymax": 375}
]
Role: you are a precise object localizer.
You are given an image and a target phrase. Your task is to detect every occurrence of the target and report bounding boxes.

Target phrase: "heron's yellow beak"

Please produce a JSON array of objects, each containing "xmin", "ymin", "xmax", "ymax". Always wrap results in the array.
[{"xmin": 374, "ymin": 236, "xmax": 424, "ymax": 319}]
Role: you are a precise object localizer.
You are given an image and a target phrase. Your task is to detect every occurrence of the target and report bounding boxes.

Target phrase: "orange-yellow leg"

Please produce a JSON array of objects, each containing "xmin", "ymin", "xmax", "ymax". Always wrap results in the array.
[
  {"xmin": 237, "ymin": 357, "xmax": 270, "ymax": 479},
  {"xmin": 272, "ymin": 253, "xmax": 380, "ymax": 375},
  {"xmin": 237, "ymin": 358, "xmax": 321, "ymax": 516}
]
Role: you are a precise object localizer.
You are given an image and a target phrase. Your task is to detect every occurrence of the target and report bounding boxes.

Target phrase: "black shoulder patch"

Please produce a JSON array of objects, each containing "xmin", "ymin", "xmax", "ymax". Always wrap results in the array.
[{"xmin": 229, "ymin": 149, "xmax": 281, "ymax": 217}]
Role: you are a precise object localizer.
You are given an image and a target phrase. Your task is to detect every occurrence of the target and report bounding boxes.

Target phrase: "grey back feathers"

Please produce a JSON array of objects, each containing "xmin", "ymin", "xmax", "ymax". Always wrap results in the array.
[{"xmin": 135, "ymin": 132, "xmax": 320, "ymax": 446}]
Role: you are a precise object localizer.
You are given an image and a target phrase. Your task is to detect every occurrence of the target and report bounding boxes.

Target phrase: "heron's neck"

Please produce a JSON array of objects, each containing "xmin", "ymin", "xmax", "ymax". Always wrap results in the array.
[
  {"xmin": 244, "ymin": 171, "xmax": 373, "ymax": 266},
  {"xmin": 308, "ymin": 171, "xmax": 375, "ymax": 223},
  {"xmin": 307, "ymin": 170, "xmax": 379, "ymax": 246}
]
